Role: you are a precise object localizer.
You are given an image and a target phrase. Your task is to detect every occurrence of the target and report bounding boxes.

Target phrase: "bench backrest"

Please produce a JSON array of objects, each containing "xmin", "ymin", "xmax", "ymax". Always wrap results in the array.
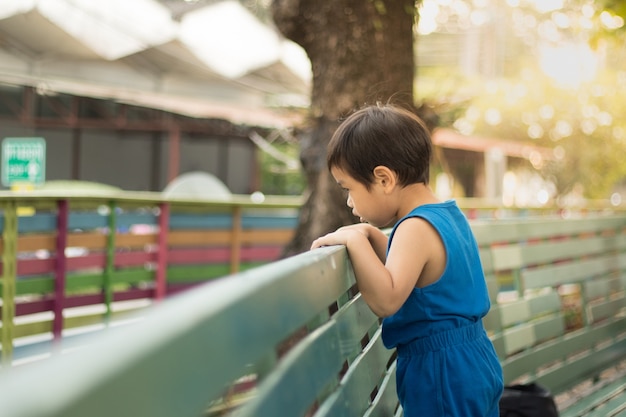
[
  {"xmin": 475, "ymin": 216, "xmax": 626, "ymax": 394},
  {"xmin": 0, "ymin": 245, "xmax": 399, "ymax": 417},
  {"xmin": 0, "ymin": 215, "xmax": 625, "ymax": 416}
]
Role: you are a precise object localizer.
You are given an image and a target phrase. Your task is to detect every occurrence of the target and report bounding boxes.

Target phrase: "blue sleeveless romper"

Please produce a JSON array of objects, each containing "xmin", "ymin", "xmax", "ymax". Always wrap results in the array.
[{"xmin": 382, "ymin": 201, "xmax": 503, "ymax": 416}]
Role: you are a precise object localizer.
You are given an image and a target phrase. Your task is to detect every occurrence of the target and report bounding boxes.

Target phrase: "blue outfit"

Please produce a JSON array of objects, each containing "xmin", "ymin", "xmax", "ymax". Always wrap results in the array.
[{"xmin": 382, "ymin": 200, "xmax": 503, "ymax": 416}]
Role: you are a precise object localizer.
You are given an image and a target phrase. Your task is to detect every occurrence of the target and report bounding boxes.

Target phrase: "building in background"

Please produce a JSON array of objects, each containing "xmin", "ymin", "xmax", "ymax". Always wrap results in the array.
[{"xmin": 0, "ymin": 0, "xmax": 311, "ymax": 193}]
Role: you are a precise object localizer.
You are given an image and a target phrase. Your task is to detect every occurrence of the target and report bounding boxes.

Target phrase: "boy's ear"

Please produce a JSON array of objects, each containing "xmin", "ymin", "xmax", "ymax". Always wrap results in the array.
[{"xmin": 372, "ymin": 166, "xmax": 396, "ymax": 191}]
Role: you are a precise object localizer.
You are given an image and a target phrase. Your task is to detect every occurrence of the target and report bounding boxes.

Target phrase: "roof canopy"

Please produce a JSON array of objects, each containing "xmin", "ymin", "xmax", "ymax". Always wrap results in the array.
[{"xmin": 0, "ymin": 0, "xmax": 311, "ymax": 127}]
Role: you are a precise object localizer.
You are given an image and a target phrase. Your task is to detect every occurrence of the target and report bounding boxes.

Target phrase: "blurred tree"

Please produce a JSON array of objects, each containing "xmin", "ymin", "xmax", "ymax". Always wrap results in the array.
[
  {"xmin": 451, "ymin": 65, "xmax": 626, "ymax": 200},
  {"xmin": 269, "ymin": 0, "xmax": 626, "ymax": 254},
  {"xmin": 257, "ymin": 132, "xmax": 305, "ymax": 195},
  {"xmin": 271, "ymin": 0, "xmax": 427, "ymax": 255},
  {"xmin": 416, "ymin": 0, "xmax": 626, "ymax": 202}
]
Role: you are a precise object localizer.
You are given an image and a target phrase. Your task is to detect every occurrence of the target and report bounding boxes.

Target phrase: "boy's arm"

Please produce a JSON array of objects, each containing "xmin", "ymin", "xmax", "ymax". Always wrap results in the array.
[
  {"xmin": 311, "ymin": 219, "xmax": 434, "ymax": 317},
  {"xmin": 364, "ymin": 225, "xmax": 389, "ymax": 263}
]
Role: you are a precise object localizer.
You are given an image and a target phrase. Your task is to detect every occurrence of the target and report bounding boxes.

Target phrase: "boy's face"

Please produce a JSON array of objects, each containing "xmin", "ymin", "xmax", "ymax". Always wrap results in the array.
[{"xmin": 331, "ymin": 166, "xmax": 395, "ymax": 228}]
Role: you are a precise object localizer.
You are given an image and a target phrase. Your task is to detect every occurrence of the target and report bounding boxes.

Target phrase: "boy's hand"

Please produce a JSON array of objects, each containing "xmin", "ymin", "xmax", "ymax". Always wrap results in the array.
[{"xmin": 310, "ymin": 224, "xmax": 370, "ymax": 250}]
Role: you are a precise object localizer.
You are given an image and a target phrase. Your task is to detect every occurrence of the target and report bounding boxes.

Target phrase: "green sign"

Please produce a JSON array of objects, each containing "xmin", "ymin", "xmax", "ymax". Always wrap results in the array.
[{"xmin": 1, "ymin": 137, "xmax": 46, "ymax": 186}]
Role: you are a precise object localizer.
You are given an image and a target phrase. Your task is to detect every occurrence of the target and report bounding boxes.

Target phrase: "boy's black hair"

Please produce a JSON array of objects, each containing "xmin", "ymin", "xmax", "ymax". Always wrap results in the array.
[{"xmin": 327, "ymin": 103, "xmax": 432, "ymax": 189}]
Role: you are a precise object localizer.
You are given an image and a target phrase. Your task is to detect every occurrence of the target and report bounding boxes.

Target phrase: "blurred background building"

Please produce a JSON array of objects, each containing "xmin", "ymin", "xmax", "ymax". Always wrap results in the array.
[
  {"xmin": 2, "ymin": 0, "xmax": 624, "ymax": 205},
  {"xmin": 0, "ymin": 0, "xmax": 310, "ymax": 193}
]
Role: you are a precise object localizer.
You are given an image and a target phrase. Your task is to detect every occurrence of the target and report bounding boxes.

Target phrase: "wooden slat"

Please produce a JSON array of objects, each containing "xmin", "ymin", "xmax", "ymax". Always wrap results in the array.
[
  {"xmin": 64, "ymin": 314, "xmax": 109, "ymax": 330},
  {"xmin": 14, "ymin": 299, "xmax": 54, "ymax": 317},
  {"xmin": 112, "ymin": 269, "xmax": 154, "ymax": 286},
  {"xmin": 16, "ymin": 212, "xmax": 57, "ymax": 233},
  {"xmin": 587, "ymin": 295, "xmax": 625, "ymax": 324},
  {"xmin": 168, "ymin": 213, "xmax": 232, "ymax": 229},
  {"xmin": 63, "ymin": 310, "xmax": 145, "ymax": 331},
  {"xmin": 363, "ymin": 360, "xmax": 398, "ymax": 417},
  {"xmin": 166, "ymin": 229, "xmax": 293, "ymax": 247},
  {"xmin": 8, "ymin": 232, "xmax": 158, "ymax": 254},
  {"xmin": 537, "ymin": 336, "xmax": 626, "ymax": 394},
  {"xmin": 67, "ymin": 254, "xmax": 106, "ymax": 271},
  {"xmin": 167, "ymin": 247, "xmax": 237, "ymax": 264},
  {"xmin": 471, "ymin": 217, "xmax": 626, "ymax": 247},
  {"xmin": 15, "ymin": 276, "xmax": 54, "ymax": 295},
  {"xmin": 115, "ymin": 251, "xmax": 157, "ymax": 267},
  {"xmin": 560, "ymin": 380, "xmax": 626, "ymax": 417},
  {"xmin": 521, "ymin": 236, "xmax": 610, "ymax": 266},
  {"xmin": 499, "ymin": 300, "xmax": 530, "ymax": 327},
  {"xmin": 479, "ymin": 248, "xmax": 494, "ymax": 273},
  {"xmin": 166, "ymin": 246, "xmax": 283, "ymax": 264},
  {"xmin": 242, "ymin": 215, "xmax": 298, "ymax": 229},
  {"xmin": 234, "ymin": 320, "xmax": 343, "ymax": 417},
  {"xmin": 333, "ymin": 296, "xmax": 380, "ymax": 358},
  {"xmin": 584, "ymin": 276, "xmax": 622, "ymax": 300},
  {"xmin": 471, "ymin": 221, "xmax": 522, "ymax": 246},
  {"xmin": 13, "ymin": 320, "xmax": 53, "ymax": 338},
  {"xmin": 503, "ymin": 323, "xmax": 535, "ymax": 355},
  {"xmin": 116, "ymin": 212, "xmax": 158, "ymax": 229},
  {"xmin": 67, "ymin": 233, "xmax": 107, "ymax": 250},
  {"xmin": 17, "ymin": 258, "xmax": 55, "ymax": 276},
  {"xmin": 491, "ymin": 245, "xmax": 522, "ymax": 271},
  {"xmin": 521, "ymin": 255, "xmax": 618, "ymax": 290},
  {"xmin": 64, "ymin": 293, "xmax": 105, "ymax": 309},
  {"xmin": 67, "ymin": 213, "xmax": 108, "ymax": 230},
  {"xmin": 485, "ymin": 276, "xmax": 499, "ymax": 302},
  {"xmin": 583, "ymin": 387, "xmax": 626, "ymax": 417},
  {"xmin": 532, "ymin": 314, "xmax": 565, "ymax": 344},
  {"xmin": 166, "ymin": 264, "xmax": 231, "ymax": 283},
  {"xmin": 16, "ymin": 233, "xmax": 56, "ymax": 252},
  {"xmin": 316, "ymin": 330, "xmax": 393, "ymax": 417},
  {"xmin": 519, "ymin": 217, "xmax": 625, "ymax": 240},
  {"xmin": 237, "ymin": 229, "xmax": 294, "ymax": 245},
  {"xmin": 167, "ymin": 213, "xmax": 298, "ymax": 230},
  {"xmin": 501, "ymin": 317, "xmax": 626, "ymax": 386},
  {"xmin": 65, "ymin": 273, "xmax": 105, "ymax": 292},
  {"xmin": 527, "ymin": 291, "xmax": 561, "ymax": 316},
  {"xmin": 483, "ymin": 306, "xmax": 502, "ymax": 334},
  {"xmin": 116, "ymin": 233, "xmax": 158, "ymax": 248}
]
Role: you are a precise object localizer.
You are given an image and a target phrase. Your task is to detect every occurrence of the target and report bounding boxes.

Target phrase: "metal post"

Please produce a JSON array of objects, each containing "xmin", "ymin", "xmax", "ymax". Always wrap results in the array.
[
  {"xmin": 53, "ymin": 199, "xmax": 68, "ymax": 341},
  {"xmin": 1, "ymin": 200, "xmax": 17, "ymax": 365},
  {"xmin": 155, "ymin": 202, "xmax": 170, "ymax": 300},
  {"xmin": 103, "ymin": 200, "xmax": 116, "ymax": 319},
  {"xmin": 230, "ymin": 206, "xmax": 242, "ymax": 274}
]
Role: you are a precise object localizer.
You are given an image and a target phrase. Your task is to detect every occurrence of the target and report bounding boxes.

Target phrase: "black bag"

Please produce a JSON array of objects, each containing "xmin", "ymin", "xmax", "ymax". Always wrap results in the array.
[{"xmin": 499, "ymin": 383, "xmax": 559, "ymax": 417}]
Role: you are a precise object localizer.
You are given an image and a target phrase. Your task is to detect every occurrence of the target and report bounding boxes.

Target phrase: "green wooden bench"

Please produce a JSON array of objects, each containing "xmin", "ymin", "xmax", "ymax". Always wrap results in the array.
[
  {"xmin": 0, "ymin": 245, "xmax": 400, "ymax": 417},
  {"xmin": 476, "ymin": 216, "xmax": 626, "ymax": 417},
  {"xmin": 0, "ymin": 215, "xmax": 624, "ymax": 417}
]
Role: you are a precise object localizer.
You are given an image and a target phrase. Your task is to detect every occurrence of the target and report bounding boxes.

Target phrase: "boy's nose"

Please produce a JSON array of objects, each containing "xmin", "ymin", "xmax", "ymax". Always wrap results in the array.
[{"xmin": 346, "ymin": 195, "xmax": 354, "ymax": 208}]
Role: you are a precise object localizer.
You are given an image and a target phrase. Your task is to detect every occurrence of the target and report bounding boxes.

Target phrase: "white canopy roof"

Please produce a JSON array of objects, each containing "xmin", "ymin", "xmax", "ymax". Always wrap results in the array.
[{"xmin": 0, "ymin": 0, "xmax": 311, "ymax": 127}]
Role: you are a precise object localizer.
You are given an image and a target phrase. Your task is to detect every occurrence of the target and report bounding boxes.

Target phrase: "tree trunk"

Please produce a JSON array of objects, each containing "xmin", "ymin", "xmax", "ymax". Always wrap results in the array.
[{"xmin": 272, "ymin": 0, "xmax": 418, "ymax": 256}]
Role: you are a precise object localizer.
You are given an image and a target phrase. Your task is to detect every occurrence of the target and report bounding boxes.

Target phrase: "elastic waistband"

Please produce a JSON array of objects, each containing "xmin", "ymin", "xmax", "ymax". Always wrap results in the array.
[{"xmin": 396, "ymin": 321, "xmax": 485, "ymax": 356}]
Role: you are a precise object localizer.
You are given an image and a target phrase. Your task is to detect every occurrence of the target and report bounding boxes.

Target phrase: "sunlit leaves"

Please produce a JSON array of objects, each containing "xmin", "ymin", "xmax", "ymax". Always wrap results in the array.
[{"xmin": 416, "ymin": 0, "xmax": 626, "ymax": 200}]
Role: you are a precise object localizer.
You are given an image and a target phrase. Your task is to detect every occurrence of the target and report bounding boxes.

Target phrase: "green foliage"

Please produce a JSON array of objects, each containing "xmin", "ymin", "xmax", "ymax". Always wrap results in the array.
[
  {"xmin": 598, "ymin": 0, "xmax": 626, "ymax": 26},
  {"xmin": 258, "ymin": 140, "xmax": 305, "ymax": 195},
  {"xmin": 415, "ymin": 0, "xmax": 626, "ymax": 201}
]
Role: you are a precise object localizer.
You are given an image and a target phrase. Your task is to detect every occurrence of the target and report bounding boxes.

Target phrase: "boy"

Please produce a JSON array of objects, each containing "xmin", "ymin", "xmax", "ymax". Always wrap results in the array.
[{"xmin": 311, "ymin": 103, "xmax": 503, "ymax": 416}]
